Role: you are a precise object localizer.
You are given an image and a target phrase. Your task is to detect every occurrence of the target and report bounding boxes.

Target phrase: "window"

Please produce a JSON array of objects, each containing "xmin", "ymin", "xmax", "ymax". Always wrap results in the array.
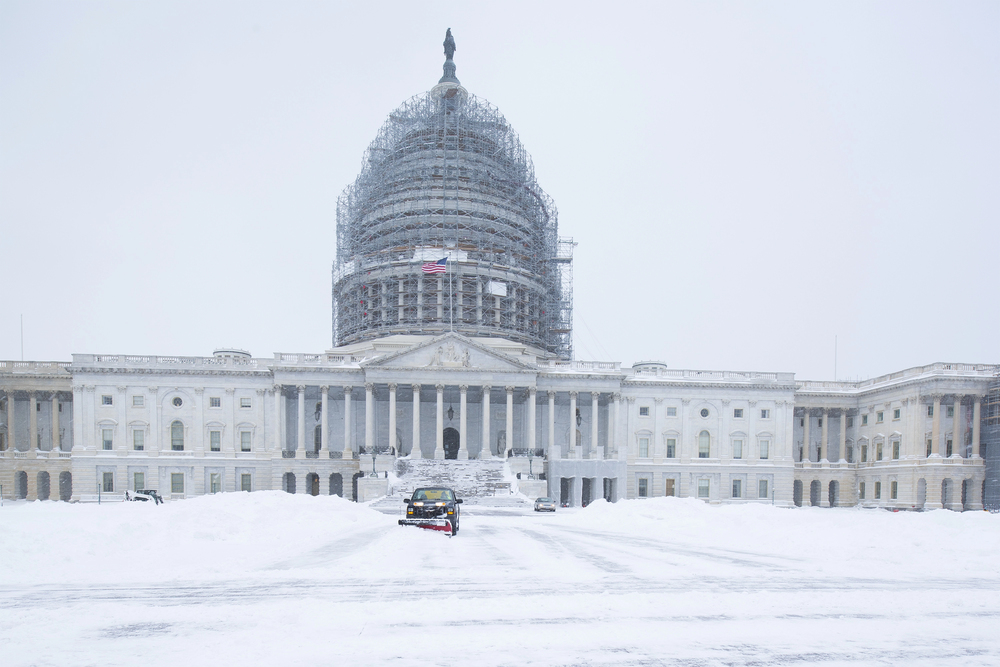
[
  {"xmin": 890, "ymin": 481, "xmax": 898, "ymax": 500},
  {"xmin": 638, "ymin": 478, "xmax": 648, "ymax": 497},
  {"xmin": 860, "ymin": 482, "xmax": 866, "ymax": 499},
  {"xmin": 102, "ymin": 395, "xmax": 113, "ymax": 406},
  {"xmin": 240, "ymin": 431, "xmax": 251, "ymax": 452},
  {"xmin": 861, "ymin": 445, "xmax": 868, "ymax": 463},
  {"xmin": 800, "ymin": 418, "xmax": 804, "ymax": 427},
  {"xmin": 315, "ymin": 424, "xmax": 322, "ymax": 449},
  {"xmin": 732, "ymin": 439, "xmax": 743, "ymax": 459},
  {"xmin": 874, "ymin": 481, "xmax": 882, "ymax": 499},
  {"xmin": 666, "ymin": 407, "xmax": 677, "ymax": 417},
  {"xmin": 731, "ymin": 479, "xmax": 742, "ymax": 498},
  {"xmin": 639, "ymin": 437, "xmax": 649, "ymax": 458},
  {"xmin": 240, "ymin": 397, "xmax": 252, "ymax": 409},
  {"xmin": 893, "ymin": 408, "xmax": 900, "ymax": 420},
  {"xmin": 734, "ymin": 408, "xmax": 744, "ymax": 419},
  {"xmin": 241, "ymin": 473, "xmax": 252, "ymax": 492},
  {"xmin": 210, "ymin": 431, "xmax": 221, "ymax": 452},
  {"xmin": 698, "ymin": 431, "xmax": 710, "ymax": 458},
  {"xmin": 639, "ymin": 406, "xmax": 649, "ymax": 417},
  {"xmin": 760, "ymin": 409, "xmax": 770, "ymax": 419},
  {"xmin": 927, "ymin": 405, "xmax": 934, "ymax": 417},
  {"xmin": 697, "ymin": 479, "xmax": 710, "ymax": 498},
  {"xmin": 170, "ymin": 421, "xmax": 184, "ymax": 451},
  {"xmin": 210, "ymin": 397, "xmax": 221, "ymax": 408},
  {"xmin": 946, "ymin": 439, "xmax": 953, "ymax": 457},
  {"xmin": 926, "ymin": 439, "xmax": 933, "ymax": 457},
  {"xmin": 758, "ymin": 479, "xmax": 769, "ymax": 499},
  {"xmin": 210, "ymin": 473, "xmax": 222, "ymax": 494},
  {"xmin": 759, "ymin": 439, "xmax": 770, "ymax": 460},
  {"xmin": 847, "ymin": 416, "xmax": 854, "ymax": 428},
  {"xmin": 700, "ymin": 408, "xmax": 709, "ymax": 418},
  {"xmin": 666, "ymin": 438, "xmax": 676, "ymax": 458},
  {"xmin": 892, "ymin": 441, "xmax": 900, "ymax": 460},
  {"xmin": 862, "ymin": 414, "xmax": 868, "ymax": 426},
  {"xmin": 947, "ymin": 406, "xmax": 954, "ymax": 418},
  {"xmin": 133, "ymin": 472, "xmax": 144, "ymax": 491},
  {"xmin": 102, "ymin": 429, "xmax": 113, "ymax": 450},
  {"xmin": 846, "ymin": 446, "xmax": 854, "ymax": 463},
  {"xmin": 171, "ymin": 473, "xmax": 184, "ymax": 494},
  {"xmin": 102, "ymin": 472, "xmax": 114, "ymax": 492},
  {"xmin": 876, "ymin": 443, "xmax": 883, "ymax": 461},
  {"xmin": 133, "ymin": 430, "xmax": 144, "ymax": 451},
  {"xmin": 876, "ymin": 411, "xmax": 884, "ymax": 423},
  {"xmin": 172, "ymin": 397, "xmax": 183, "ymax": 407},
  {"xmin": 132, "ymin": 395, "xmax": 144, "ymax": 407},
  {"xmin": 818, "ymin": 418, "xmax": 823, "ymax": 427}
]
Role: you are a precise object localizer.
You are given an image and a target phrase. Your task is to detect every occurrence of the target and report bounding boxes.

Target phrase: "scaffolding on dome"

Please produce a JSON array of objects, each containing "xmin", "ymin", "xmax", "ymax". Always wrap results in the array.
[
  {"xmin": 332, "ymin": 80, "xmax": 573, "ymax": 359},
  {"xmin": 983, "ymin": 377, "xmax": 1000, "ymax": 512}
]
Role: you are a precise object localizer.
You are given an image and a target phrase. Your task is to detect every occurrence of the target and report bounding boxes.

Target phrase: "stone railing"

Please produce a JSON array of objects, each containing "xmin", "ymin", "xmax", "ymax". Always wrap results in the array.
[
  {"xmin": 281, "ymin": 450, "xmax": 296, "ymax": 459},
  {"xmin": 540, "ymin": 359, "xmax": 621, "ymax": 373},
  {"xmin": 630, "ymin": 367, "xmax": 792, "ymax": 383},
  {"xmin": 274, "ymin": 352, "xmax": 368, "ymax": 367},
  {"xmin": 510, "ymin": 448, "xmax": 545, "ymax": 458},
  {"xmin": 797, "ymin": 362, "xmax": 1000, "ymax": 393},
  {"xmin": 73, "ymin": 354, "xmax": 260, "ymax": 370},
  {"xmin": 0, "ymin": 361, "xmax": 70, "ymax": 375}
]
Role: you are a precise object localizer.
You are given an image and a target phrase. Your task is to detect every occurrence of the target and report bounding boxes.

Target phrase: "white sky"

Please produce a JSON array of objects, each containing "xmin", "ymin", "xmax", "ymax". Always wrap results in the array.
[{"xmin": 1, "ymin": 1, "xmax": 997, "ymax": 380}]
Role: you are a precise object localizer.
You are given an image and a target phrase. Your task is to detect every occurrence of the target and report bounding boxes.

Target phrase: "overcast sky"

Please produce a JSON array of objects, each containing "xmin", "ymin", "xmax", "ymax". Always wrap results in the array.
[{"xmin": 1, "ymin": 1, "xmax": 997, "ymax": 380}]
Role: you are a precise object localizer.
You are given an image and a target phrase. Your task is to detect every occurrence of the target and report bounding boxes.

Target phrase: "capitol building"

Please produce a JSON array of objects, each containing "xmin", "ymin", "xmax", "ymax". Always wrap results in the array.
[{"xmin": 1, "ymin": 34, "xmax": 997, "ymax": 511}]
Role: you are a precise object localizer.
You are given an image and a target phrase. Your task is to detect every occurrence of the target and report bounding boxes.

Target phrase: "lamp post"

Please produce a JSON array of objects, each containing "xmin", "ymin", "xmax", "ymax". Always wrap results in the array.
[{"xmin": 527, "ymin": 448, "xmax": 535, "ymax": 479}]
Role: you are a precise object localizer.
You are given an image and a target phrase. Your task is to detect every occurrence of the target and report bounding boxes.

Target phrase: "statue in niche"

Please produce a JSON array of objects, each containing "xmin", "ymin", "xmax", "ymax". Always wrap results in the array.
[
  {"xmin": 496, "ymin": 430, "xmax": 506, "ymax": 457},
  {"xmin": 443, "ymin": 28, "xmax": 456, "ymax": 60}
]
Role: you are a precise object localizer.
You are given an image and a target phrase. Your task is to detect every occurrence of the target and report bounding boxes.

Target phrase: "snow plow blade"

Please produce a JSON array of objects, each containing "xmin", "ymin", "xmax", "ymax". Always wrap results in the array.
[{"xmin": 398, "ymin": 518, "xmax": 452, "ymax": 533}]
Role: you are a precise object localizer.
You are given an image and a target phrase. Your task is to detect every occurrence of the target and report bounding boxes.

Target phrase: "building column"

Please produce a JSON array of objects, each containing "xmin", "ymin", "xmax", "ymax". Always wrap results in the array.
[
  {"xmin": 272, "ymin": 385, "xmax": 283, "ymax": 453},
  {"xmin": 343, "ymin": 386, "xmax": 353, "ymax": 459},
  {"xmin": 411, "ymin": 384, "xmax": 420, "ymax": 458},
  {"xmin": 505, "ymin": 386, "xmax": 515, "ymax": 457},
  {"xmin": 972, "ymin": 397, "xmax": 982, "ymax": 458},
  {"xmin": 435, "ymin": 384, "xmax": 445, "ymax": 459},
  {"xmin": 568, "ymin": 391, "xmax": 578, "ymax": 457},
  {"xmin": 969, "ymin": 473, "xmax": 985, "ymax": 511},
  {"xmin": 839, "ymin": 410, "xmax": 847, "ymax": 462},
  {"xmin": 931, "ymin": 396, "xmax": 942, "ymax": 456},
  {"xmin": 365, "ymin": 383, "xmax": 374, "ymax": 455},
  {"xmin": 802, "ymin": 409, "xmax": 810, "ymax": 462},
  {"xmin": 613, "ymin": 393, "xmax": 622, "ymax": 459},
  {"xmin": 458, "ymin": 385, "xmax": 468, "ymax": 460},
  {"xmin": 319, "ymin": 386, "xmax": 329, "ymax": 456},
  {"xmin": 547, "ymin": 390, "xmax": 556, "ymax": 460},
  {"xmin": 296, "ymin": 385, "xmax": 306, "ymax": 459},
  {"xmin": 591, "ymin": 392, "xmax": 600, "ymax": 459},
  {"xmin": 952, "ymin": 396, "xmax": 963, "ymax": 458},
  {"xmin": 50, "ymin": 393, "xmax": 60, "ymax": 452},
  {"xmin": 481, "ymin": 386, "xmax": 491, "ymax": 458},
  {"xmin": 527, "ymin": 387, "xmax": 537, "ymax": 455},
  {"xmin": 29, "ymin": 391, "xmax": 38, "ymax": 454},
  {"xmin": 388, "ymin": 383, "xmax": 397, "ymax": 456},
  {"xmin": 820, "ymin": 409, "xmax": 829, "ymax": 462},
  {"xmin": 5, "ymin": 391, "xmax": 14, "ymax": 451}
]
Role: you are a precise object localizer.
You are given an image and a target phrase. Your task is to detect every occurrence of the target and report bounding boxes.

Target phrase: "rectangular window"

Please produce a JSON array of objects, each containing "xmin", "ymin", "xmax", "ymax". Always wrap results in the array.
[
  {"xmin": 800, "ymin": 418, "xmax": 804, "ymax": 427},
  {"xmin": 759, "ymin": 439, "xmax": 770, "ymax": 460},
  {"xmin": 875, "ymin": 481, "xmax": 882, "ymax": 499},
  {"xmin": 240, "ymin": 397, "xmax": 252, "ymax": 409},
  {"xmin": 638, "ymin": 478, "xmax": 648, "ymax": 497},
  {"xmin": 758, "ymin": 479, "xmax": 769, "ymax": 499},
  {"xmin": 847, "ymin": 416, "xmax": 854, "ymax": 428},
  {"xmin": 860, "ymin": 482, "xmax": 866, "ymax": 499},
  {"xmin": 847, "ymin": 446, "xmax": 854, "ymax": 463},
  {"xmin": 210, "ymin": 397, "xmax": 221, "ymax": 408},
  {"xmin": 664, "ymin": 479, "xmax": 675, "ymax": 497},
  {"xmin": 241, "ymin": 473, "xmax": 252, "ymax": 492},
  {"xmin": 876, "ymin": 443, "xmax": 883, "ymax": 461},
  {"xmin": 947, "ymin": 406, "xmax": 954, "ymax": 418},
  {"xmin": 171, "ymin": 473, "xmax": 184, "ymax": 494},
  {"xmin": 892, "ymin": 441, "xmax": 900, "ymax": 460},
  {"xmin": 134, "ymin": 472, "xmax": 144, "ymax": 491},
  {"xmin": 665, "ymin": 438, "xmax": 676, "ymax": 458},
  {"xmin": 861, "ymin": 445, "xmax": 868, "ymax": 463},
  {"xmin": 927, "ymin": 439, "xmax": 933, "ymax": 457},
  {"xmin": 818, "ymin": 418, "xmax": 823, "ymax": 427},
  {"xmin": 927, "ymin": 405, "xmax": 934, "ymax": 417},
  {"xmin": 697, "ymin": 479, "xmax": 710, "ymax": 499},
  {"xmin": 240, "ymin": 431, "xmax": 251, "ymax": 452},
  {"xmin": 102, "ymin": 395, "xmax": 113, "ymax": 406},
  {"xmin": 210, "ymin": 431, "xmax": 221, "ymax": 452},
  {"xmin": 862, "ymin": 414, "xmax": 868, "ymax": 426},
  {"xmin": 734, "ymin": 408, "xmax": 744, "ymax": 419},
  {"xmin": 890, "ymin": 481, "xmax": 898, "ymax": 500},
  {"xmin": 893, "ymin": 408, "xmax": 900, "ymax": 420},
  {"xmin": 638, "ymin": 437, "xmax": 649, "ymax": 458},
  {"xmin": 102, "ymin": 428, "xmax": 114, "ymax": 450},
  {"xmin": 731, "ymin": 479, "xmax": 742, "ymax": 498},
  {"xmin": 102, "ymin": 472, "xmax": 114, "ymax": 492},
  {"xmin": 210, "ymin": 473, "xmax": 222, "ymax": 494},
  {"xmin": 877, "ymin": 411, "xmax": 884, "ymax": 423},
  {"xmin": 639, "ymin": 406, "xmax": 649, "ymax": 417},
  {"xmin": 666, "ymin": 407, "xmax": 677, "ymax": 417},
  {"xmin": 732, "ymin": 439, "xmax": 743, "ymax": 459},
  {"xmin": 946, "ymin": 439, "xmax": 953, "ymax": 457},
  {"xmin": 760, "ymin": 409, "xmax": 770, "ymax": 419},
  {"xmin": 133, "ymin": 430, "xmax": 144, "ymax": 451},
  {"xmin": 132, "ymin": 395, "xmax": 144, "ymax": 407}
]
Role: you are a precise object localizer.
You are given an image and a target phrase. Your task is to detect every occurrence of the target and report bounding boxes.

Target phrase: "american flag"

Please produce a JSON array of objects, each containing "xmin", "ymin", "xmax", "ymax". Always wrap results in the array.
[{"xmin": 421, "ymin": 258, "xmax": 448, "ymax": 274}]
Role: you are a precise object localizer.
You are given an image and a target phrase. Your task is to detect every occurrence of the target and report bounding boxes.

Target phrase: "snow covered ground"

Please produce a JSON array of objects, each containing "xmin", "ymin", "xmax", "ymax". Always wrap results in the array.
[{"xmin": 2, "ymin": 494, "xmax": 999, "ymax": 667}]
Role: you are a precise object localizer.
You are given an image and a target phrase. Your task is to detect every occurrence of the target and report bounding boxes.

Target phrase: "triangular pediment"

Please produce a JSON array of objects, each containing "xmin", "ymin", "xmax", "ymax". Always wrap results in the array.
[{"xmin": 362, "ymin": 333, "xmax": 535, "ymax": 372}]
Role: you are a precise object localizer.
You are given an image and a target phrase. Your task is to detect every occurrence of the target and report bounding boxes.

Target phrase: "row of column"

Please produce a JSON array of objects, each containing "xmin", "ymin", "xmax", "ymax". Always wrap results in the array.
[
  {"xmin": 1, "ymin": 390, "xmax": 62, "ymax": 452},
  {"xmin": 283, "ymin": 384, "xmax": 619, "ymax": 460}
]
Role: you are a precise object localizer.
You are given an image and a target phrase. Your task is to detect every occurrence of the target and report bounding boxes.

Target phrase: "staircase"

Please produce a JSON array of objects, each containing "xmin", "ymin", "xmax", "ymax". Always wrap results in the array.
[{"xmin": 369, "ymin": 458, "xmax": 533, "ymax": 512}]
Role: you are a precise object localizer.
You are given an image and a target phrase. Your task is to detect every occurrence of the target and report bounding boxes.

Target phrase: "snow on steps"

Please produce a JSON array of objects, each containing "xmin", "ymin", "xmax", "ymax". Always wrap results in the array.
[{"xmin": 369, "ymin": 458, "xmax": 533, "ymax": 512}]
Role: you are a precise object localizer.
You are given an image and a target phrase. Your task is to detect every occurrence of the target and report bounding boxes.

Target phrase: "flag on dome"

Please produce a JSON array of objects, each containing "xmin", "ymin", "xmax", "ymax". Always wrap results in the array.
[{"xmin": 421, "ymin": 258, "xmax": 448, "ymax": 274}]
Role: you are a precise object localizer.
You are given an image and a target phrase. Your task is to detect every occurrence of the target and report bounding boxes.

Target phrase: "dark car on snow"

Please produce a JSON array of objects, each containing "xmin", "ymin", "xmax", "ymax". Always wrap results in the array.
[{"xmin": 399, "ymin": 487, "xmax": 463, "ymax": 535}]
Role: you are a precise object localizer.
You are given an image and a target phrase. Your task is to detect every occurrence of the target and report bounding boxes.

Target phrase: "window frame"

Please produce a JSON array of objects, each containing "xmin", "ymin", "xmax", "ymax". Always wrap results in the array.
[
  {"xmin": 241, "ymin": 473, "xmax": 252, "ymax": 492},
  {"xmin": 732, "ymin": 438, "xmax": 743, "ymax": 459},
  {"xmin": 665, "ymin": 438, "xmax": 676, "ymax": 458},
  {"xmin": 731, "ymin": 478, "xmax": 742, "ymax": 498},
  {"xmin": 240, "ymin": 431, "xmax": 252, "ymax": 452},
  {"xmin": 638, "ymin": 406, "xmax": 650, "ymax": 417},
  {"xmin": 240, "ymin": 397, "xmax": 252, "ymax": 409},
  {"xmin": 132, "ymin": 429, "xmax": 144, "ymax": 451},
  {"xmin": 760, "ymin": 409, "xmax": 770, "ymax": 419},
  {"xmin": 733, "ymin": 408, "xmax": 744, "ymax": 419},
  {"xmin": 101, "ymin": 395, "xmax": 113, "ymax": 406},
  {"xmin": 102, "ymin": 471, "xmax": 114, "ymax": 492},
  {"xmin": 697, "ymin": 478, "xmax": 710, "ymax": 499},
  {"xmin": 209, "ymin": 396, "xmax": 221, "ymax": 409},
  {"xmin": 638, "ymin": 437, "xmax": 650, "ymax": 458},
  {"xmin": 170, "ymin": 420, "xmax": 184, "ymax": 451},
  {"xmin": 210, "ymin": 430, "xmax": 221, "ymax": 452},
  {"xmin": 637, "ymin": 477, "xmax": 648, "ymax": 497},
  {"xmin": 171, "ymin": 473, "xmax": 184, "ymax": 494},
  {"xmin": 698, "ymin": 431, "xmax": 710, "ymax": 458},
  {"xmin": 102, "ymin": 428, "xmax": 114, "ymax": 451},
  {"xmin": 666, "ymin": 406, "xmax": 677, "ymax": 417},
  {"xmin": 132, "ymin": 395, "xmax": 144, "ymax": 407},
  {"xmin": 758, "ymin": 479, "xmax": 769, "ymax": 499},
  {"xmin": 759, "ymin": 439, "xmax": 770, "ymax": 460}
]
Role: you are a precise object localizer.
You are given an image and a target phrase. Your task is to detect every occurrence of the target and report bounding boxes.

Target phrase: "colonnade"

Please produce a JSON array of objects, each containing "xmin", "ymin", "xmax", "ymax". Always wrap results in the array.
[{"xmin": 0, "ymin": 389, "xmax": 66, "ymax": 453}]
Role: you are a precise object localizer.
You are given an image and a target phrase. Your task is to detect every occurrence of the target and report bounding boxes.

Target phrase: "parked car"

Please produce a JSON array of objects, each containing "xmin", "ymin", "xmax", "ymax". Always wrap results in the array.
[
  {"xmin": 534, "ymin": 497, "xmax": 557, "ymax": 512},
  {"xmin": 399, "ymin": 487, "xmax": 463, "ymax": 535},
  {"xmin": 125, "ymin": 489, "xmax": 163, "ymax": 505}
]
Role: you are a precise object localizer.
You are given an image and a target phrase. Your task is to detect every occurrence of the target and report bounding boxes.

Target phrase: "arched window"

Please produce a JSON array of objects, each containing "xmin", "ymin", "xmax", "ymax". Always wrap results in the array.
[
  {"xmin": 698, "ymin": 431, "xmax": 710, "ymax": 458},
  {"xmin": 170, "ymin": 421, "xmax": 184, "ymax": 451}
]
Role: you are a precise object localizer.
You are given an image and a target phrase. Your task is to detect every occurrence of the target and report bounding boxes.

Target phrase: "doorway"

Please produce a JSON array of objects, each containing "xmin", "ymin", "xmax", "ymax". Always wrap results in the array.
[{"xmin": 443, "ymin": 427, "xmax": 459, "ymax": 460}]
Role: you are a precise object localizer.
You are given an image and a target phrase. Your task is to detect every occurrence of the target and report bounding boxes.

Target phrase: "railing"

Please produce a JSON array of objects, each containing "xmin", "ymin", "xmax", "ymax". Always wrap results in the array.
[
  {"xmin": 305, "ymin": 451, "xmax": 319, "ymax": 459},
  {"xmin": 273, "ymin": 352, "xmax": 368, "ymax": 367},
  {"xmin": 0, "ymin": 361, "xmax": 70, "ymax": 374},
  {"xmin": 281, "ymin": 450, "xmax": 296, "ymax": 459},
  {"xmin": 74, "ymin": 354, "xmax": 261, "ymax": 370},
  {"xmin": 629, "ymin": 367, "xmax": 789, "ymax": 382},
  {"xmin": 797, "ymin": 362, "xmax": 1000, "ymax": 393},
  {"xmin": 329, "ymin": 451, "xmax": 343, "ymax": 459},
  {"xmin": 510, "ymin": 448, "xmax": 545, "ymax": 458}
]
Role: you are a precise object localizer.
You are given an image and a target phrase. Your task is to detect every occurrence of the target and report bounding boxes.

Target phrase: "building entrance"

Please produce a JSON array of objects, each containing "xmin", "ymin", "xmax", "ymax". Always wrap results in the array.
[{"xmin": 443, "ymin": 427, "xmax": 460, "ymax": 460}]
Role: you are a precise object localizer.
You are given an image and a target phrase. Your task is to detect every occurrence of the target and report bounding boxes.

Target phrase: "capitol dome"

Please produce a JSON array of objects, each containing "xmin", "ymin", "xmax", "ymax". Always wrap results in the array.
[{"xmin": 333, "ymin": 31, "xmax": 573, "ymax": 358}]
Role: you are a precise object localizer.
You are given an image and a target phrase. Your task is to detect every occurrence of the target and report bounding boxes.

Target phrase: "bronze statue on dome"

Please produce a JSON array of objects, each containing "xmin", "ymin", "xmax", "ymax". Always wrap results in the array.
[{"xmin": 443, "ymin": 28, "xmax": 456, "ymax": 60}]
